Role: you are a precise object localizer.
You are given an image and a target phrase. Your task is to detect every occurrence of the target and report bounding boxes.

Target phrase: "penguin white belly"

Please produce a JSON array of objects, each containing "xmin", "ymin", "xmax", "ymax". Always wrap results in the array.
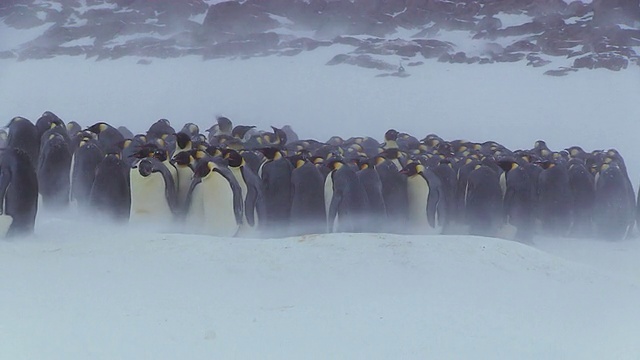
[
  {"xmin": 406, "ymin": 175, "xmax": 431, "ymax": 234},
  {"xmin": 185, "ymin": 183, "xmax": 205, "ymax": 233},
  {"xmin": 499, "ymin": 172, "xmax": 507, "ymax": 200},
  {"xmin": 130, "ymin": 170, "xmax": 173, "ymax": 224},
  {"xmin": 202, "ymin": 172, "xmax": 239, "ymax": 237},
  {"xmin": 176, "ymin": 165, "xmax": 193, "ymax": 209},
  {"xmin": 323, "ymin": 173, "xmax": 339, "ymax": 232}
]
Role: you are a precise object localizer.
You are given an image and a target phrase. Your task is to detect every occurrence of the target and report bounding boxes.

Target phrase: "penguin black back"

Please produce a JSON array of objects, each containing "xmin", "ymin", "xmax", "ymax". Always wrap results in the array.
[
  {"xmin": 7, "ymin": 117, "xmax": 39, "ymax": 166},
  {"xmin": 37, "ymin": 132, "xmax": 72, "ymax": 210},
  {"xmin": 89, "ymin": 154, "xmax": 131, "ymax": 222},
  {"xmin": 0, "ymin": 148, "xmax": 38, "ymax": 237},
  {"xmin": 290, "ymin": 156, "xmax": 326, "ymax": 235}
]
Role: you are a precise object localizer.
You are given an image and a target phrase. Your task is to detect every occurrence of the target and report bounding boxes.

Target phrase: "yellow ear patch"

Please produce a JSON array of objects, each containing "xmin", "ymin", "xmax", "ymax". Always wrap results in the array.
[
  {"xmin": 474, "ymin": 164, "xmax": 481, "ymax": 170},
  {"xmin": 601, "ymin": 163, "xmax": 610, "ymax": 171},
  {"xmin": 296, "ymin": 159, "xmax": 305, "ymax": 168},
  {"xmin": 207, "ymin": 161, "xmax": 216, "ymax": 171},
  {"xmin": 49, "ymin": 134, "xmax": 55, "ymax": 140},
  {"xmin": 334, "ymin": 162, "xmax": 344, "ymax": 170},
  {"xmin": 511, "ymin": 162, "xmax": 519, "ymax": 170},
  {"xmin": 416, "ymin": 164, "xmax": 425, "ymax": 173},
  {"xmin": 99, "ymin": 123, "xmax": 108, "ymax": 132}
]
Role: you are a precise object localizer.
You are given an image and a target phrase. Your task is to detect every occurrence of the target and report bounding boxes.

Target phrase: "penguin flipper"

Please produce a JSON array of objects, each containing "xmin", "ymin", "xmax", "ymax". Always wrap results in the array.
[
  {"xmin": 0, "ymin": 165, "xmax": 10, "ymax": 215},
  {"xmin": 242, "ymin": 168, "xmax": 258, "ymax": 227}
]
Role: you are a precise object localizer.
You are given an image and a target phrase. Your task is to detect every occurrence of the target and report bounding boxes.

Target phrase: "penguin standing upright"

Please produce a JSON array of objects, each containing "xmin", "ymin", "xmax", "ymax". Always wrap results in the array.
[
  {"xmin": 89, "ymin": 154, "xmax": 131, "ymax": 222},
  {"xmin": 170, "ymin": 150, "xmax": 195, "ymax": 213},
  {"xmin": 374, "ymin": 156, "xmax": 408, "ymax": 233},
  {"xmin": 355, "ymin": 158, "xmax": 386, "ymax": 232},
  {"xmin": 6, "ymin": 117, "xmax": 39, "ymax": 165},
  {"xmin": 432, "ymin": 159, "xmax": 457, "ymax": 233},
  {"xmin": 129, "ymin": 157, "xmax": 178, "ymax": 226},
  {"xmin": 499, "ymin": 159, "xmax": 536, "ymax": 242},
  {"xmin": 184, "ymin": 158, "xmax": 244, "ymax": 237},
  {"xmin": 464, "ymin": 164, "xmax": 503, "ymax": 237},
  {"xmin": 0, "ymin": 148, "xmax": 38, "ymax": 237},
  {"xmin": 567, "ymin": 158, "xmax": 595, "ymax": 237},
  {"xmin": 37, "ymin": 132, "xmax": 72, "ymax": 210},
  {"xmin": 325, "ymin": 158, "xmax": 369, "ymax": 233},
  {"xmin": 593, "ymin": 162, "xmax": 636, "ymax": 240},
  {"xmin": 71, "ymin": 137, "xmax": 104, "ymax": 209},
  {"xmin": 223, "ymin": 149, "xmax": 265, "ymax": 237},
  {"xmin": 536, "ymin": 160, "xmax": 573, "ymax": 236},
  {"xmin": 289, "ymin": 155, "xmax": 326, "ymax": 235},
  {"xmin": 401, "ymin": 162, "xmax": 442, "ymax": 235},
  {"xmin": 258, "ymin": 147, "xmax": 293, "ymax": 237}
]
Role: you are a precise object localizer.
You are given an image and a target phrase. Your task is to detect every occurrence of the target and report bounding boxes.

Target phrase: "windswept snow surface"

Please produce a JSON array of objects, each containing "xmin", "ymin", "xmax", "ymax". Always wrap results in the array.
[{"xmin": 1, "ymin": 215, "xmax": 640, "ymax": 359}]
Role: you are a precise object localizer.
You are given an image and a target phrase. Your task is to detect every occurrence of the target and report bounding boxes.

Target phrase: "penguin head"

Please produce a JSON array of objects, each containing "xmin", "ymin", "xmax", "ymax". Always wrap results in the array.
[
  {"xmin": 384, "ymin": 129, "xmax": 399, "ymax": 142},
  {"xmin": 326, "ymin": 156, "xmax": 346, "ymax": 171},
  {"xmin": 136, "ymin": 158, "xmax": 155, "ymax": 177},
  {"xmin": 232, "ymin": 125, "xmax": 256, "ymax": 140},
  {"xmin": 175, "ymin": 132, "xmax": 192, "ymax": 150},
  {"xmin": 288, "ymin": 154, "xmax": 307, "ymax": 169},
  {"xmin": 258, "ymin": 147, "xmax": 282, "ymax": 161},
  {"xmin": 216, "ymin": 117, "xmax": 233, "ymax": 134},
  {"xmin": 87, "ymin": 122, "xmax": 111, "ymax": 134},
  {"xmin": 400, "ymin": 162, "xmax": 424, "ymax": 176},
  {"xmin": 327, "ymin": 136, "xmax": 344, "ymax": 146},
  {"xmin": 171, "ymin": 151, "xmax": 194, "ymax": 167},
  {"xmin": 180, "ymin": 123, "xmax": 199, "ymax": 137},
  {"xmin": 271, "ymin": 126, "xmax": 288, "ymax": 146},
  {"xmin": 222, "ymin": 149, "xmax": 244, "ymax": 168}
]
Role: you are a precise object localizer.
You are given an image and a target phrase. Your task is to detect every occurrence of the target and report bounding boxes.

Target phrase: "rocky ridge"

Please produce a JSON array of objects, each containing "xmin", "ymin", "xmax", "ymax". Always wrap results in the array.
[{"xmin": 1, "ymin": 0, "xmax": 639, "ymax": 76}]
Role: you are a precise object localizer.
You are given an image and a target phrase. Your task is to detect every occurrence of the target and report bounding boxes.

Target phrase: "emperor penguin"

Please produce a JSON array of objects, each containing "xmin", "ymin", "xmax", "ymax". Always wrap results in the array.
[
  {"xmin": 6, "ymin": 116, "xmax": 39, "ymax": 165},
  {"xmin": 536, "ymin": 160, "xmax": 573, "ymax": 236},
  {"xmin": 464, "ymin": 164, "xmax": 503, "ymax": 237},
  {"xmin": 130, "ymin": 156, "xmax": 179, "ymax": 226},
  {"xmin": 432, "ymin": 159, "xmax": 458, "ymax": 233},
  {"xmin": 401, "ymin": 162, "xmax": 442, "ymax": 235},
  {"xmin": 71, "ymin": 137, "xmax": 104, "ymax": 209},
  {"xmin": 170, "ymin": 150, "xmax": 196, "ymax": 213},
  {"xmin": 258, "ymin": 147, "xmax": 293, "ymax": 237},
  {"xmin": 0, "ymin": 148, "xmax": 38, "ymax": 237},
  {"xmin": 355, "ymin": 157, "xmax": 387, "ymax": 232},
  {"xmin": 289, "ymin": 154, "xmax": 326, "ymax": 235},
  {"xmin": 184, "ymin": 158, "xmax": 244, "ymax": 237},
  {"xmin": 567, "ymin": 158, "xmax": 595, "ymax": 237},
  {"xmin": 223, "ymin": 149, "xmax": 265, "ymax": 237},
  {"xmin": 37, "ymin": 132, "xmax": 72, "ymax": 210},
  {"xmin": 374, "ymin": 155, "xmax": 408, "ymax": 233},
  {"xmin": 325, "ymin": 158, "xmax": 369, "ymax": 233},
  {"xmin": 499, "ymin": 159, "xmax": 536, "ymax": 242},
  {"xmin": 593, "ymin": 162, "xmax": 636, "ymax": 240},
  {"xmin": 89, "ymin": 153, "xmax": 131, "ymax": 222}
]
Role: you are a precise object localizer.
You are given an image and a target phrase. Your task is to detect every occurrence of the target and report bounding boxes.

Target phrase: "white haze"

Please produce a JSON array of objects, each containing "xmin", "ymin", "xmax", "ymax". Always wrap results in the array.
[{"xmin": 2, "ymin": 20, "xmax": 640, "ymax": 359}]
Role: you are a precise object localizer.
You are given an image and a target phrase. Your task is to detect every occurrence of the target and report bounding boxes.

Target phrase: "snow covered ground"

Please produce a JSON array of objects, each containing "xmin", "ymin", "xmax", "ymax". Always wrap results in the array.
[{"xmin": 2, "ymin": 19, "xmax": 640, "ymax": 359}]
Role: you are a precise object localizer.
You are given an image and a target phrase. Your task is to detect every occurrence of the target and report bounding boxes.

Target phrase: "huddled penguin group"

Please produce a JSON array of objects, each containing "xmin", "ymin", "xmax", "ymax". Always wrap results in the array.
[{"xmin": 0, "ymin": 111, "xmax": 637, "ymax": 242}]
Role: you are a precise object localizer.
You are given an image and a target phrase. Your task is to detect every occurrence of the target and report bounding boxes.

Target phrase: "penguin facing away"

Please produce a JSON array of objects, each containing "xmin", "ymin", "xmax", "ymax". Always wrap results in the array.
[
  {"xmin": 89, "ymin": 153, "xmax": 131, "ymax": 222},
  {"xmin": 289, "ymin": 154, "xmax": 326, "ymax": 235},
  {"xmin": 0, "ymin": 148, "xmax": 39, "ymax": 237},
  {"xmin": 37, "ymin": 132, "xmax": 72, "ymax": 210},
  {"xmin": 325, "ymin": 158, "xmax": 369, "ymax": 233}
]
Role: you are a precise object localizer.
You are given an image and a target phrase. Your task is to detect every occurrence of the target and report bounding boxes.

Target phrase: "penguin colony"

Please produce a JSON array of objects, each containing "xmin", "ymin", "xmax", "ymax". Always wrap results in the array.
[{"xmin": 0, "ymin": 111, "xmax": 636, "ymax": 242}]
